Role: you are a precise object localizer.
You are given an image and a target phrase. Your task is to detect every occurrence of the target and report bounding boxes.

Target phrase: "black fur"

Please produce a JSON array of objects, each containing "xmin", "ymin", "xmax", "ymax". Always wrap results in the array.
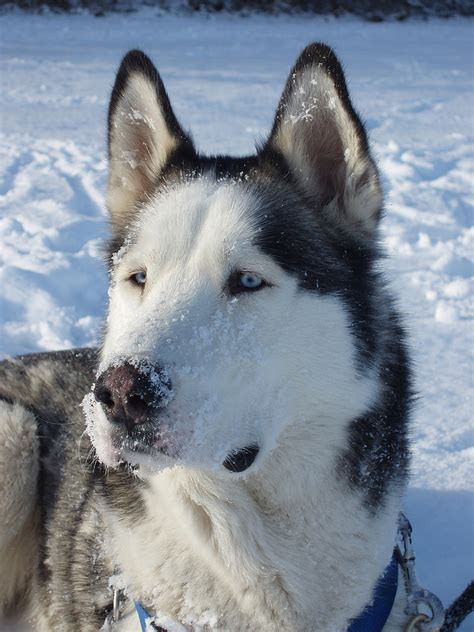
[{"xmin": 339, "ymin": 316, "xmax": 413, "ymax": 509}]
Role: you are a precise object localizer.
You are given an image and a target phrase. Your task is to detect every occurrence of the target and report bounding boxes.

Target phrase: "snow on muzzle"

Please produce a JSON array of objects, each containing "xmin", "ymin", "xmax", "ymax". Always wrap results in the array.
[
  {"xmin": 94, "ymin": 360, "xmax": 173, "ymax": 435},
  {"xmin": 93, "ymin": 359, "xmax": 260, "ymax": 473}
]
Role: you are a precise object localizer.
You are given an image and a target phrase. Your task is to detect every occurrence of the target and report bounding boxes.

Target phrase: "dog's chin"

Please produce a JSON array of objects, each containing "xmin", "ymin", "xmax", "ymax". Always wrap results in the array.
[
  {"xmin": 121, "ymin": 446, "xmax": 176, "ymax": 476},
  {"xmin": 115, "ymin": 432, "xmax": 178, "ymax": 473}
]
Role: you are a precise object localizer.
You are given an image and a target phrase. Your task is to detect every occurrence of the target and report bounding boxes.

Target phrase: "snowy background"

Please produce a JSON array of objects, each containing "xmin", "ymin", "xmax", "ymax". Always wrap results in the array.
[{"xmin": 0, "ymin": 10, "xmax": 472, "ymax": 631}]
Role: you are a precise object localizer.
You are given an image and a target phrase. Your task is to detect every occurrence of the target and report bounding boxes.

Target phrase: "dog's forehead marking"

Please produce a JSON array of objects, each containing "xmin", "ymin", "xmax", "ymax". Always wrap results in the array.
[{"xmin": 120, "ymin": 176, "xmax": 264, "ymax": 274}]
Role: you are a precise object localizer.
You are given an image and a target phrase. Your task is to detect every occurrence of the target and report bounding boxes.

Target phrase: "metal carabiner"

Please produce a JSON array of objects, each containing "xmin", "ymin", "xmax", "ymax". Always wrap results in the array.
[{"xmin": 396, "ymin": 513, "xmax": 445, "ymax": 632}]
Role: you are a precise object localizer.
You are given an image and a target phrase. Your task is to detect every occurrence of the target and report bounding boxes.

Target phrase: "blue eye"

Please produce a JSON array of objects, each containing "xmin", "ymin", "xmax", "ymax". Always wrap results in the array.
[
  {"xmin": 240, "ymin": 273, "xmax": 263, "ymax": 289},
  {"xmin": 228, "ymin": 270, "xmax": 268, "ymax": 296},
  {"xmin": 130, "ymin": 270, "xmax": 147, "ymax": 287}
]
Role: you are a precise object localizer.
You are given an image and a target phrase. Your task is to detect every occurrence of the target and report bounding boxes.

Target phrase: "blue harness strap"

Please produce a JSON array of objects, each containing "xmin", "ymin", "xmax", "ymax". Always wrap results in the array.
[
  {"xmin": 135, "ymin": 600, "xmax": 170, "ymax": 632},
  {"xmin": 135, "ymin": 600, "xmax": 158, "ymax": 632},
  {"xmin": 347, "ymin": 551, "xmax": 399, "ymax": 632},
  {"xmin": 135, "ymin": 552, "xmax": 398, "ymax": 632}
]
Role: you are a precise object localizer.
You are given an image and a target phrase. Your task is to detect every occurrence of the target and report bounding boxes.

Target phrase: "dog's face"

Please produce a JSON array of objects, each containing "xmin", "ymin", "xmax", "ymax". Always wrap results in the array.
[{"xmin": 84, "ymin": 46, "xmax": 384, "ymax": 478}]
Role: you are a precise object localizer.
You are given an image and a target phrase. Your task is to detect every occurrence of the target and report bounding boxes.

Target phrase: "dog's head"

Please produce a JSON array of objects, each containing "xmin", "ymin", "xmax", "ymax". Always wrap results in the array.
[{"xmin": 84, "ymin": 44, "xmax": 384, "ymax": 478}]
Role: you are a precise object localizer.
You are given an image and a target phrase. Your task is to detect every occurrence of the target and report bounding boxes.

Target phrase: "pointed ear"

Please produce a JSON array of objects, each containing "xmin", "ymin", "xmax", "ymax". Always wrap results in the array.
[
  {"xmin": 266, "ymin": 43, "xmax": 383, "ymax": 238},
  {"xmin": 107, "ymin": 50, "xmax": 194, "ymax": 224}
]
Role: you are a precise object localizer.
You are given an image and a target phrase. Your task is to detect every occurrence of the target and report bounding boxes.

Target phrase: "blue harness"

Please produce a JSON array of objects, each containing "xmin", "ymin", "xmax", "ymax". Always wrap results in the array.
[
  {"xmin": 347, "ymin": 552, "xmax": 399, "ymax": 632},
  {"xmin": 135, "ymin": 552, "xmax": 398, "ymax": 632}
]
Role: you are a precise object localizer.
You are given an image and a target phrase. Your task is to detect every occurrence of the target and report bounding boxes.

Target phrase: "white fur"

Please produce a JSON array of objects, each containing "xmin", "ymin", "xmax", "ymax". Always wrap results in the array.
[
  {"xmin": 85, "ymin": 176, "xmax": 405, "ymax": 630},
  {"xmin": 104, "ymin": 468, "xmax": 403, "ymax": 631}
]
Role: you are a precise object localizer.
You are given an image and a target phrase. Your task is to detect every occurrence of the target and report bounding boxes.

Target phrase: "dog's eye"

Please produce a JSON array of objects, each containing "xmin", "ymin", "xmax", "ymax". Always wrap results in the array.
[
  {"xmin": 240, "ymin": 273, "xmax": 263, "ymax": 289},
  {"xmin": 228, "ymin": 271, "xmax": 268, "ymax": 296},
  {"xmin": 129, "ymin": 270, "xmax": 147, "ymax": 287}
]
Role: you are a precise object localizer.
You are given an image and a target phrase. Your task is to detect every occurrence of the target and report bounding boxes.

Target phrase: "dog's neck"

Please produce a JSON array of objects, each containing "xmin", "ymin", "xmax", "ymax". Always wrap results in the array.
[{"xmin": 108, "ymin": 420, "xmax": 402, "ymax": 630}]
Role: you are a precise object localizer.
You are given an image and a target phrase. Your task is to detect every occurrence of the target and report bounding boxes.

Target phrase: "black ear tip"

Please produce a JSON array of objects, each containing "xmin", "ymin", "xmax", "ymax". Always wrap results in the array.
[
  {"xmin": 120, "ymin": 49, "xmax": 152, "ymax": 67},
  {"xmin": 116, "ymin": 49, "xmax": 157, "ymax": 78},
  {"xmin": 109, "ymin": 49, "xmax": 159, "ymax": 131},
  {"xmin": 289, "ymin": 42, "xmax": 349, "ymax": 101},
  {"xmin": 294, "ymin": 42, "xmax": 342, "ymax": 75},
  {"xmin": 302, "ymin": 42, "xmax": 336, "ymax": 58}
]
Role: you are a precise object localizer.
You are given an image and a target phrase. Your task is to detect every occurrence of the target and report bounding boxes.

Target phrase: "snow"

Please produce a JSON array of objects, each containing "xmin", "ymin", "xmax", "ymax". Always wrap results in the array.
[{"xmin": 0, "ymin": 10, "xmax": 472, "ymax": 631}]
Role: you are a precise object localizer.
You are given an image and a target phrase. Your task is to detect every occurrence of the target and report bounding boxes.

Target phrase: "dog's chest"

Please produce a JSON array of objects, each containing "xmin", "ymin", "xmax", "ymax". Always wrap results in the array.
[
  {"xmin": 103, "ymin": 475, "xmax": 300, "ymax": 631},
  {"xmin": 107, "ymin": 513, "xmax": 253, "ymax": 630},
  {"xmin": 102, "ymin": 471, "xmax": 400, "ymax": 632}
]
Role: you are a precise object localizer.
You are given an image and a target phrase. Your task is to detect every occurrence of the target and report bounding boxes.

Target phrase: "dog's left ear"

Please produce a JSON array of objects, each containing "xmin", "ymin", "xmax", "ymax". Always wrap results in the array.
[
  {"xmin": 107, "ymin": 50, "xmax": 194, "ymax": 225},
  {"xmin": 266, "ymin": 43, "xmax": 382, "ymax": 238}
]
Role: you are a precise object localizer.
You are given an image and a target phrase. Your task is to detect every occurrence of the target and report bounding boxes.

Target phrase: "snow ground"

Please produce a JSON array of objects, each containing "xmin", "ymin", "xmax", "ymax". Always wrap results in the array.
[{"xmin": 0, "ymin": 11, "xmax": 472, "ymax": 631}]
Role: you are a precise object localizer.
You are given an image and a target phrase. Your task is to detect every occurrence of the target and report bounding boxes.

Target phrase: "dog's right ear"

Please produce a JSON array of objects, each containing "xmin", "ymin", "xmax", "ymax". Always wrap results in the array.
[{"xmin": 107, "ymin": 50, "xmax": 194, "ymax": 225}]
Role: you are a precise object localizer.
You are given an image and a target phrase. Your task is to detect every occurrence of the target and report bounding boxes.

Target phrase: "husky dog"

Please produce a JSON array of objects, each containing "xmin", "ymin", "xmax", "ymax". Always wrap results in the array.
[{"xmin": 0, "ymin": 44, "xmax": 412, "ymax": 631}]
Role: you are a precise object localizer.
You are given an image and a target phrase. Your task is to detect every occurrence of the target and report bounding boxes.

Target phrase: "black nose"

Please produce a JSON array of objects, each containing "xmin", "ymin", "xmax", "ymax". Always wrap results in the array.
[{"xmin": 94, "ymin": 362, "xmax": 170, "ymax": 433}]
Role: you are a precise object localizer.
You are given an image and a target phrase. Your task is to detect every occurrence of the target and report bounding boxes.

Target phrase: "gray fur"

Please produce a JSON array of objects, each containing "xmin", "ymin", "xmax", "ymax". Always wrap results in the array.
[{"xmin": 0, "ymin": 349, "xmax": 114, "ymax": 629}]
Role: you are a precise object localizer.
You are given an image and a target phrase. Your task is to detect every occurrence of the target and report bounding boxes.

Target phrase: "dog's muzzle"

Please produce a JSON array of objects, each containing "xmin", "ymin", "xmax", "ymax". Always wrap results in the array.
[{"xmin": 94, "ymin": 363, "xmax": 259, "ymax": 472}]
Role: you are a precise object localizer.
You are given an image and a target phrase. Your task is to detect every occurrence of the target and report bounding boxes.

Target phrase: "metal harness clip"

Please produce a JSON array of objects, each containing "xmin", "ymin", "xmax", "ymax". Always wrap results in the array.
[
  {"xmin": 104, "ymin": 587, "xmax": 123, "ymax": 629},
  {"xmin": 396, "ymin": 513, "xmax": 445, "ymax": 632}
]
